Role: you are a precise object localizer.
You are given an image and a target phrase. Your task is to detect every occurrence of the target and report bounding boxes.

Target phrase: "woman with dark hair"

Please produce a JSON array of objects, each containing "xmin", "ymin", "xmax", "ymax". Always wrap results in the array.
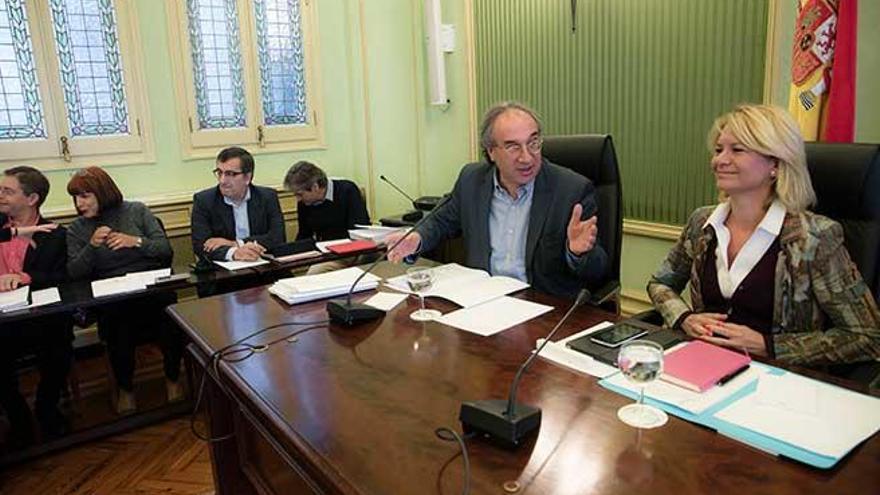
[{"xmin": 66, "ymin": 167, "xmax": 183, "ymax": 414}]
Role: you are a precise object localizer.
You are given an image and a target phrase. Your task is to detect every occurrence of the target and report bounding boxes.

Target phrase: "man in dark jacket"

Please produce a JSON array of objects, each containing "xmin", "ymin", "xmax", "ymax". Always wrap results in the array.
[
  {"xmin": 0, "ymin": 166, "xmax": 72, "ymax": 443},
  {"xmin": 191, "ymin": 147, "xmax": 285, "ymax": 262}
]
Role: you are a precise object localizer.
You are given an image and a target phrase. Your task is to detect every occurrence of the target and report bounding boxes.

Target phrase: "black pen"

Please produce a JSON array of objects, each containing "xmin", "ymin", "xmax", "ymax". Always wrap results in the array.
[{"xmin": 717, "ymin": 363, "xmax": 750, "ymax": 386}]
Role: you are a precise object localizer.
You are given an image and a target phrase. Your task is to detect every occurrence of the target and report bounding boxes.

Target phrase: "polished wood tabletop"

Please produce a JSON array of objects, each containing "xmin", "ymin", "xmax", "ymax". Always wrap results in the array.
[{"xmin": 168, "ymin": 263, "xmax": 880, "ymax": 495}]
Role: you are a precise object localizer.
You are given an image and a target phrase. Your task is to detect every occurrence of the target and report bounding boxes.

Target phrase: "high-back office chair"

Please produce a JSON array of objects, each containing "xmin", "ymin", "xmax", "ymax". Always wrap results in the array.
[
  {"xmin": 805, "ymin": 142, "xmax": 880, "ymax": 303},
  {"xmin": 542, "ymin": 134, "xmax": 623, "ymax": 313}
]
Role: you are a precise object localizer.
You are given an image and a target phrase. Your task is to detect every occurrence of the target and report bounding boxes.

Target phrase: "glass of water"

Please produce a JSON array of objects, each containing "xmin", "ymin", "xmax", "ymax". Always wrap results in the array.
[
  {"xmin": 616, "ymin": 340, "xmax": 668, "ymax": 429},
  {"xmin": 406, "ymin": 267, "xmax": 442, "ymax": 321}
]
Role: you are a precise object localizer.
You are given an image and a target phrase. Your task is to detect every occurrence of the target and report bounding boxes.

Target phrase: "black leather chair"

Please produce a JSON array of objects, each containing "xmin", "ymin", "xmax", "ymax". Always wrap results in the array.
[
  {"xmin": 805, "ymin": 142, "xmax": 880, "ymax": 303},
  {"xmin": 542, "ymin": 134, "xmax": 623, "ymax": 312}
]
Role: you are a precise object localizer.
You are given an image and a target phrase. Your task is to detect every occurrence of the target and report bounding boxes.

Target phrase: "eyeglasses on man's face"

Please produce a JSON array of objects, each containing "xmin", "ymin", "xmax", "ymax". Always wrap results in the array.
[
  {"xmin": 497, "ymin": 136, "xmax": 543, "ymax": 155},
  {"xmin": 212, "ymin": 168, "xmax": 246, "ymax": 179}
]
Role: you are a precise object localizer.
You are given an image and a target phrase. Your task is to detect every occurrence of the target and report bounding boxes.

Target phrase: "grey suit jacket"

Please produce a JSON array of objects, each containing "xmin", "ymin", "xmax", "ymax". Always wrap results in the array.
[
  {"xmin": 191, "ymin": 184, "xmax": 286, "ymax": 260},
  {"xmin": 417, "ymin": 160, "xmax": 608, "ymax": 298}
]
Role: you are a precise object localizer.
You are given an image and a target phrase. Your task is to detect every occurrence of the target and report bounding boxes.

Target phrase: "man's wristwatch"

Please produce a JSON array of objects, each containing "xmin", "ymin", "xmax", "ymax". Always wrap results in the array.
[{"xmin": 135, "ymin": 236, "xmax": 143, "ymax": 248}]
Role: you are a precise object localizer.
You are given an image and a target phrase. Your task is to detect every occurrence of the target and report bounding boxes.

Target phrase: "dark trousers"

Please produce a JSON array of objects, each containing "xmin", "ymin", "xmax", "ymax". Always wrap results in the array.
[
  {"xmin": 97, "ymin": 292, "xmax": 182, "ymax": 392},
  {"xmin": 0, "ymin": 315, "xmax": 73, "ymax": 431}
]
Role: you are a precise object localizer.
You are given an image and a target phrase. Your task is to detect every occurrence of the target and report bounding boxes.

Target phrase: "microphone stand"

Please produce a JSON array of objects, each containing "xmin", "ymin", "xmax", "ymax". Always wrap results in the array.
[
  {"xmin": 326, "ymin": 195, "xmax": 451, "ymax": 325},
  {"xmin": 459, "ymin": 289, "xmax": 590, "ymax": 448},
  {"xmin": 379, "ymin": 175, "xmax": 423, "ymax": 221}
]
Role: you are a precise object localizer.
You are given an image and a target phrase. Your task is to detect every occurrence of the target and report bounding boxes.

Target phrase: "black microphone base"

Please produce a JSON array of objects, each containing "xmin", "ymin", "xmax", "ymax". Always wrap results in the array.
[
  {"xmin": 459, "ymin": 399, "xmax": 541, "ymax": 449},
  {"xmin": 401, "ymin": 210, "xmax": 423, "ymax": 222},
  {"xmin": 327, "ymin": 299, "xmax": 386, "ymax": 326}
]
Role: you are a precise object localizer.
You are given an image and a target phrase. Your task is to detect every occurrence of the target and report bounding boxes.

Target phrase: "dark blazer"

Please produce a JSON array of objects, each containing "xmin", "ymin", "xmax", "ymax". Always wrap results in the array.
[
  {"xmin": 191, "ymin": 184, "xmax": 286, "ymax": 260},
  {"xmin": 295, "ymin": 179, "xmax": 370, "ymax": 241},
  {"xmin": 0, "ymin": 214, "xmax": 67, "ymax": 290},
  {"xmin": 417, "ymin": 160, "xmax": 608, "ymax": 298}
]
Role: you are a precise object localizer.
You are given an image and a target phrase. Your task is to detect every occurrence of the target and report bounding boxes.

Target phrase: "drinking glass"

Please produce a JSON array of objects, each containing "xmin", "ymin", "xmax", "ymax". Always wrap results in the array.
[
  {"xmin": 616, "ymin": 340, "xmax": 668, "ymax": 429},
  {"xmin": 406, "ymin": 267, "xmax": 442, "ymax": 321}
]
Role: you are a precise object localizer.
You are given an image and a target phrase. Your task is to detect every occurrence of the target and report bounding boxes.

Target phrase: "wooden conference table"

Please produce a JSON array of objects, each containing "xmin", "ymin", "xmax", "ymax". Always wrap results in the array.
[{"xmin": 168, "ymin": 263, "xmax": 880, "ymax": 495}]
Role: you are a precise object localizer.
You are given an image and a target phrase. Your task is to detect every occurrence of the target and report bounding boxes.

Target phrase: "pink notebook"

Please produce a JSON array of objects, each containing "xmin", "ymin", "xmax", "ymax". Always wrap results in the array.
[{"xmin": 661, "ymin": 341, "xmax": 751, "ymax": 392}]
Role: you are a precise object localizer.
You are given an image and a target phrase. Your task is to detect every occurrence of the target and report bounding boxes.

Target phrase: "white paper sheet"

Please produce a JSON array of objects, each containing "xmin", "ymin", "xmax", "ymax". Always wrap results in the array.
[
  {"xmin": 534, "ymin": 321, "xmax": 618, "ymax": 378},
  {"xmin": 435, "ymin": 296, "xmax": 553, "ymax": 336},
  {"xmin": 91, "ymin": 276, "xmax": 139, "ymax": 298},
  {"xmin": 363, "ymin": 291, "xmax": 409, "ymax": 311},
  {"xmin": 714, "ymin": 372, "xmax": 880, "ymax": 458},
  {"xmin": 29, "ymin": 287, "xmax": 61, "ymax": 308},
  {"xmin": 214, "ymin": 259, "xmax": 270, "ymax": 271},
  {"xmin": 90, "ymin": 268, "xmax": 172, "ymax": 297},
  {"xmin": 0, "ymin": 286, "xmax": 29, "ymax": 310}
]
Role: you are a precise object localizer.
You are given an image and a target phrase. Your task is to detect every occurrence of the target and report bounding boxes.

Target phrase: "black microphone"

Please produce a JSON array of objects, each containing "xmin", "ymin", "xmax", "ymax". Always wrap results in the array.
[
  {"xmin": 379, "ymin": 175, "xmax": 423, "ymax": 222},
  {"xmin": 459, "ymin": 288, "xmax": 591, "ymax": 448},
  {"xmin": 326, "ymin": 194, "xmax": 452, "ymax": 325}
]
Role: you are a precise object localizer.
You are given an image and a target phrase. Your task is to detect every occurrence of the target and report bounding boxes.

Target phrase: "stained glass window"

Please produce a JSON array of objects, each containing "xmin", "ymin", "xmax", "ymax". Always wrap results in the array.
[
  {"xmin": 254, "ymin": 0, "xmax": 307, "ymax": 126},
  {"xmin": 186, "ymin": 0, "xmax": 246, "ymax": 130},
  {"xmin": 0, "ymin": 0, "xmax": 46, "ymax": 140},
  {"xmin": 49, "ymin": 0, "xmax": 129, "ymax": 137}
]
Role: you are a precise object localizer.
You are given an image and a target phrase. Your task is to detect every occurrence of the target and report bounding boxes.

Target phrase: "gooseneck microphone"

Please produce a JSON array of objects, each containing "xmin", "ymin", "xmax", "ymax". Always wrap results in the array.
[
  {"xmin": 379, "ymin": 175, "xmax": 423, "ymax": 222},
  {"xmin": 326, "ymin": 194, "xmax": 451, "ymax": 325},
  {"xmin": 459, "ymin": 288, "xmax": 591, "ymax": 448}
]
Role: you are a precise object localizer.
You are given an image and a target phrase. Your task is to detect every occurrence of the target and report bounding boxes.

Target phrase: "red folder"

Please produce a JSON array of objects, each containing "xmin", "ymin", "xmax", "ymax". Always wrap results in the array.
[
  {"xmin": 660, "ymin": 340, "xmax": 751, "ymax": 392},
  {"xmin": 327, "ymin": 239, "xmax": 377, "ymax": 255}
]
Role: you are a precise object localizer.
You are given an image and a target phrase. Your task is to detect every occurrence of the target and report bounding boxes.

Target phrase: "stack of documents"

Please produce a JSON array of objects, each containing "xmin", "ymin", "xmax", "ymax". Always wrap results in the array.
[
  {"xmin": 0, "ymin": 286, "xmax": 30, "ymax": 311},
  {"xmin": 268, "ymin": 267, "xmax": 381, "ymax": 305},
  {"xmin": 349, "ymin": 224, "xmax": 404, "ymax": 243},
  {"xmin": 214, "ymin": 259, "xmax": 270, "ymax": 271},
  {"xmin": 91, "ymin": 268, "xmax": 171, "ymax": 298}
]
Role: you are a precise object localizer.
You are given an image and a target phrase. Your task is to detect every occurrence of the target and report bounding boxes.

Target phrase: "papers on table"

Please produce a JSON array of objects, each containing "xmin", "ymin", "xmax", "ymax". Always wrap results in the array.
[
  {"xmin": 534, "ymin": 321, "xmax": 618, "ymax": 378},
  {"xmin": 349, "ymin": 224, "xmax": 403, "ymax": 243},
  {"xmin": 91, "ymin": 268, "xmax": 171, "ymax": 298},
  {"xmin": 29, "ymin": 287, "xmax": 61, "ymax": 308},
  {"xmin": 385, "ymin": 263, "xmax": 528, "ymax": 308},
  {"xmin": 214, "ymin": 259, "xmax": 270, "ymax": 271},
  {"xmin": 0, "ymin": 286, "xmax": 29, "ymax": 311},
  {"xmin": 268, "ymin": 267, "xmax": 381, "ymax": 305},
  {"xmin": 363, "ymin": 291, "xmax": 408, "ymax": 311},
  {"xmin": 714, "ymin": 372, "xmax": 880, "ymax": 458},
  {"xmin": 0, "ymin": 286, "xmax": 63, "ymax": 313},
  {"xmin": 603, "ymin": 362, "xmax": 767, "ymax": 415},
  {"xmin": 436, "ymin": 296, "xmax": 553, "ymax": 336}
]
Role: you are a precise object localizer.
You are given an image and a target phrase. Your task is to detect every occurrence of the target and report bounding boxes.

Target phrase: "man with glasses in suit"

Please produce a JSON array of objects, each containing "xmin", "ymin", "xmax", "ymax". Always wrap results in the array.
[
  {"xmin": 388, "ymin": 101, "xmax": 608, "ymax": 298},
  {"xmin": 191, "ymin": 147, "xmax": 285, "ymax": 262}
]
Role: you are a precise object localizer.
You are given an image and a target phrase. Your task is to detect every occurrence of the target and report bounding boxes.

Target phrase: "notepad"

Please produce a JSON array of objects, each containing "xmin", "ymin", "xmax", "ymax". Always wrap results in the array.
[
  {"xmin": 660, "ymin": 340, "xmax": 751, "ymax": 392},
  {"xmin": 326, "ymin": 239, "xmax": 377, "ymax": 255}
]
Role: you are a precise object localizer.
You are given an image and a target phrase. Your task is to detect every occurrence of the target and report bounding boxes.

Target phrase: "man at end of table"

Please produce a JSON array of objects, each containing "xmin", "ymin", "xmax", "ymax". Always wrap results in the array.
[{"xmin": 387, "ymin": 101, "xmax": 608, "ymax": 298}]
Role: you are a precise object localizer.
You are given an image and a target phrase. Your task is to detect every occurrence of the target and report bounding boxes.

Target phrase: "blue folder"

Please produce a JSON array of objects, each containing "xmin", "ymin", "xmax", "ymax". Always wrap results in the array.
[{"xmin": 599, "ymin": 364, "xmax": 846, "ymax": 469}]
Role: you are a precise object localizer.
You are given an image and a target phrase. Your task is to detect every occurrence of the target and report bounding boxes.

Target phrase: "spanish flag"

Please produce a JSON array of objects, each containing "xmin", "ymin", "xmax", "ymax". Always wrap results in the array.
[{"xmin": 788, "ymin": 0, "xmax": 857, "ymax": 142}]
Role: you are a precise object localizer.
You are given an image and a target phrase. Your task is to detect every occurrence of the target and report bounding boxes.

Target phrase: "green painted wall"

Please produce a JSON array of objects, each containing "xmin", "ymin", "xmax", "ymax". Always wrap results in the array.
[
  {"xmin": 473, "ymin": 0, "xmax": 769, "ymax": 225},
  {"xmin": 38, "ymin": 0, "xmax": 473, "ymax": 221}
]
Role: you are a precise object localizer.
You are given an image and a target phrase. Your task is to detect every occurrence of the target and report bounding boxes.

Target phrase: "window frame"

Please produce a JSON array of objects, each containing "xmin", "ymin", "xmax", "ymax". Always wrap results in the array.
[
  {"xmin": 0, "ymin": 0, "xmax": 154, "ymax": 170},
  {"xmin": 167, "ymin": 0, "xmax": 324, "ymax": 159}
]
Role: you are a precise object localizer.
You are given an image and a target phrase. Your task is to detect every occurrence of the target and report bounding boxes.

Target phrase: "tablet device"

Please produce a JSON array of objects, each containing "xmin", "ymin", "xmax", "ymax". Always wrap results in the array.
[{"xmin": 589, "ymin": 322, "xmax": 648, "ymax": 347}]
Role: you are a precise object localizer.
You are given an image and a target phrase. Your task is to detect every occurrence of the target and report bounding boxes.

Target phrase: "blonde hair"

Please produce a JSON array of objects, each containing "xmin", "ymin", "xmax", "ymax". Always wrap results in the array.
[{"xmin": 707, "ymin": 104, "xmax": 816, "ymax": 212}]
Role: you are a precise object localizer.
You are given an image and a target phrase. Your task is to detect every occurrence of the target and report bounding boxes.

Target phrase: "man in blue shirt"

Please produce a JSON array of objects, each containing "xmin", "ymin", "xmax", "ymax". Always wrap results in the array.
[{"xmin": 388, "ymin": 102, "xmax": 607, "ymax": 298}]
